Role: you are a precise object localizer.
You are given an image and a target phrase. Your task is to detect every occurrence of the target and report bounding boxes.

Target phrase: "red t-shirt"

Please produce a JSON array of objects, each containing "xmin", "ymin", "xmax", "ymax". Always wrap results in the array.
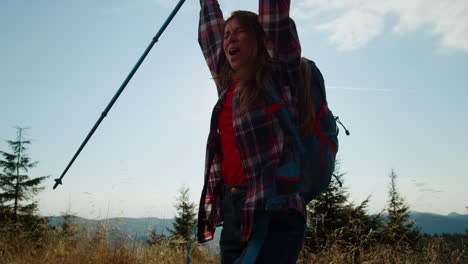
[{"xmin": 218, "ymin": 79, "xmax": 247, "ymax": 185}]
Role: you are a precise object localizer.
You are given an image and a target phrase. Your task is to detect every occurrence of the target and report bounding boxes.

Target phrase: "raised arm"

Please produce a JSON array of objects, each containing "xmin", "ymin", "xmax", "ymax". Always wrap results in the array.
[
  {"xmin": 259, "ymin": 0, "xmax": 301, "ymax": 73},
  {"xmin": 199, "ymin": 0, "xmax": 225, "ymax": 77}
]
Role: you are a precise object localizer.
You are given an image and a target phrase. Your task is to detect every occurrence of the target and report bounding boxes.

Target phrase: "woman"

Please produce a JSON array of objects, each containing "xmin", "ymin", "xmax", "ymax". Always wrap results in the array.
[{"xmin": 197, "ymin": 1, "xmax": 306, "ymax": 263}]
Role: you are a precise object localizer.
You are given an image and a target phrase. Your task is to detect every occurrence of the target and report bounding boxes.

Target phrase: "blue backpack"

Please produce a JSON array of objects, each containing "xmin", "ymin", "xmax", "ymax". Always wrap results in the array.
[
  {"xmin": 263, "ymin": 57, "xmax": 349, "ymax": 205},
  {"xmin": 236, "ymin": 58, "xmax": 350, "ymax": 264}
]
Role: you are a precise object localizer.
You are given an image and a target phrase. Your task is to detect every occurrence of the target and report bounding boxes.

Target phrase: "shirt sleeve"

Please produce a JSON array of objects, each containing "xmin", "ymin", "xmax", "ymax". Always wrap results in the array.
[
  {"xmin": 199, "ymin": 0, "xmax": 225, "ymax": 78},
  {"xmin": 258, "ymin": 0, "xmax": 301, "ymax": 80}
]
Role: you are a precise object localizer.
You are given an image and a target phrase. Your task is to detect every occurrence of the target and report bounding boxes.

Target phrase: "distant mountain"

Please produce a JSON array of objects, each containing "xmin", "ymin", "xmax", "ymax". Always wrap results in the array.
[
  {"xmin": 410, "ymin": 212, "xmax": 468, "ymax": 235},
  {"xmin": 47, "ymin": 211, "xmax": 467, "ymax": 247},
  {"xmin": 48, "ymin": 216, "xmax": 174, "ymax": 242},
  {"xmin": 48, "ymin": 215, "xmax": 221, "ymax": 252}
]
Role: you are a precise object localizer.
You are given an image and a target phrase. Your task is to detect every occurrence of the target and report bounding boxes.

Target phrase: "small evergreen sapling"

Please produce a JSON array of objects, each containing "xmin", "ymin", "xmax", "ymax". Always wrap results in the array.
[{"xmin": 0, "ymin": 127, "xmax": 48, "ymax": 227}]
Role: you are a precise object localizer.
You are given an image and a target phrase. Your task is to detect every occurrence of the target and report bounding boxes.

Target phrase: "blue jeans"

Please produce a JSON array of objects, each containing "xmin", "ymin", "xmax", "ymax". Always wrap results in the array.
[{"xmin": 220, "ymin": 184, "xmax": 306, "ymax": 264}]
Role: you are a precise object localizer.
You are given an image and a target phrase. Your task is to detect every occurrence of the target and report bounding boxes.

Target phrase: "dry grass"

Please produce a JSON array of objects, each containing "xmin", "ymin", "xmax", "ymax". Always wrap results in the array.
[
  {"xmin": 297, "ymin": 239, "xmax": 467, "ymax": 264},
  {"xmin": 0, "ymin": 223, "xmax": 218, "ymax": 264},
  {"xmin": 0, "ymin": 224, "xmax": 466, "ymax": 264}
]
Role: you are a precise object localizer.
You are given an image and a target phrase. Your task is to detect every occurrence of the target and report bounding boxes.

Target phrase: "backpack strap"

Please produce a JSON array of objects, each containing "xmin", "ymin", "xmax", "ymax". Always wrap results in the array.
[
  {"xmin": 240, "ymin": 213, "xmax": 270, "ymax": 264},
  {"xmin": 186, "ymin": 224, "xmax": 198, "ymax": 264},
  {"xmin": 238, "ymin": 78, "xmax": 305, "ymax": 264},
  {"xmin": 262, "ymin": 79, "xmax": 305, "ymax": 155}
]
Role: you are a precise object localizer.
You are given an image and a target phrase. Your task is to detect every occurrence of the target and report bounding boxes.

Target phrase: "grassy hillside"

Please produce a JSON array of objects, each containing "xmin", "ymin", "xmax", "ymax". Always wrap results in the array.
[{"xmin": 1, "ymin": 220, "xmax": 467, "ymax": 264}]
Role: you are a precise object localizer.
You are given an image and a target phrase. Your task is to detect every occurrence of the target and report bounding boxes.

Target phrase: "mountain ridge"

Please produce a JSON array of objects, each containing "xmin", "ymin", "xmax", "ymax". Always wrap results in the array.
[{"xmin": 46, "ymin": 211, "xmax": 467, "ymax": 241}]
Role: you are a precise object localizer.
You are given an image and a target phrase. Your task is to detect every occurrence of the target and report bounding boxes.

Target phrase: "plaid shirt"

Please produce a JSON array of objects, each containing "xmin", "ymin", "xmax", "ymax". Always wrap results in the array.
[{"xmin": 197, "ymin": 0, "xmax": 305, "ymax": 243}]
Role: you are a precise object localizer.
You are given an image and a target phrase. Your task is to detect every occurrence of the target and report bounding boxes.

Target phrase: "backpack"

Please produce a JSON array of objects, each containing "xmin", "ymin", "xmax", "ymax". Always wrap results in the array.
[
  {"xmin": 263, "ymin": 57, "xmax": 349, "ymax": 205},
  {"xmin": 238, "ymin": 58, "xmax": 350, "ymax": 264}
]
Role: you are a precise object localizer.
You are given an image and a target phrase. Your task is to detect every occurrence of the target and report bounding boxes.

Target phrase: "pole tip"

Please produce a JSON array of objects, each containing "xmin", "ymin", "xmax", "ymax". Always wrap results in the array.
[{"xmin": 53, "ymin": 178, "xmax": 62, "ymax": 190}]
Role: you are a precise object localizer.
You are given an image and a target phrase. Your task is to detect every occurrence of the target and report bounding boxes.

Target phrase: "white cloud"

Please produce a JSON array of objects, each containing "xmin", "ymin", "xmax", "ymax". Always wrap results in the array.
[
  {"xmin": 294, "ymin": 0, "xmax": 468, "ymax": 52},
  {"xmin": 410, "ymin": 179, "xmax": 443, "ymax": 194},
  {"xmin": 316, "ymin": 8, "xmax": 384, "ymax": 50}
]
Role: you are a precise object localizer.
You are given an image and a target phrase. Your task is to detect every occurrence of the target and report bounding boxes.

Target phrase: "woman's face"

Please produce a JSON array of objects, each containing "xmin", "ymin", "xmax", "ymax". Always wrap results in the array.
[{"xmin": 223, "ymin": 18, "xmax": 255, "ymax": 72}]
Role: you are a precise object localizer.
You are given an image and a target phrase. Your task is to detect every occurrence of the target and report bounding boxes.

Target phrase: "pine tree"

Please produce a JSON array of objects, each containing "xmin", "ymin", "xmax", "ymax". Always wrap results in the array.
[
  {"xmin": 167, "ymin": 186, "xmax": 197, "ymax": 243},
  {"xmin": 59, "ymin": 204, "xmax": 80, "ymax": 243},
  {"xmin": 305, "ymin": 165, "xmax": 382, "ymax": 252},
  {"xmin": 382, "ymin": 169, "xmax": 420, "ymax": 246},
  {"xmin": 0, "ymin": 195, "xmax": 8, "ymax": 224},
  {"xmin": 0, "ymin": 127, "xmax": 48, "ymax": 226},
  {"xmin": 305, "ymin": 170, "xmax": 349, "ymax": 250},
  {"xmin": 60, "ymin": 213, "xmax": 78, "ymax": 237},
  {"xmin": 146, "ymin": 228, "xmax": 168, "ymax": 246}
]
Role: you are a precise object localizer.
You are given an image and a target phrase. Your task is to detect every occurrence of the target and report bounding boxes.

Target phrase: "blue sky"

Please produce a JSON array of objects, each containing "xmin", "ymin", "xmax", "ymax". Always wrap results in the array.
[{"xmin": 1, "ymin": 0, "xmax": 467, "ymax": 219}]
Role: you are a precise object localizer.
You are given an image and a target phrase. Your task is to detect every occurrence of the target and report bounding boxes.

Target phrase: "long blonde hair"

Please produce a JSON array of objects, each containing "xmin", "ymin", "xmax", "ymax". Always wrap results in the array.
[{"xmin": 215, "ymin": 11, "xmax": 274, "ymax": 115}]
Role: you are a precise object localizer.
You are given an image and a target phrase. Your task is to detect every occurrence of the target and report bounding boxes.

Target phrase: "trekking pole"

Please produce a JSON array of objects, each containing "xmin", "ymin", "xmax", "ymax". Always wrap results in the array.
[{"xmin": 53, "ymin": 0, "xmax": 186, "ymax": 190}]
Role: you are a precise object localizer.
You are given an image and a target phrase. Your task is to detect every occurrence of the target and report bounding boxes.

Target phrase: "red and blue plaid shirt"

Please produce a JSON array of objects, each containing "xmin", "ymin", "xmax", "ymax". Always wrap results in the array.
[{"xmin": 197, "ymin": 0, "xmax": 305, "ymax": 243}]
